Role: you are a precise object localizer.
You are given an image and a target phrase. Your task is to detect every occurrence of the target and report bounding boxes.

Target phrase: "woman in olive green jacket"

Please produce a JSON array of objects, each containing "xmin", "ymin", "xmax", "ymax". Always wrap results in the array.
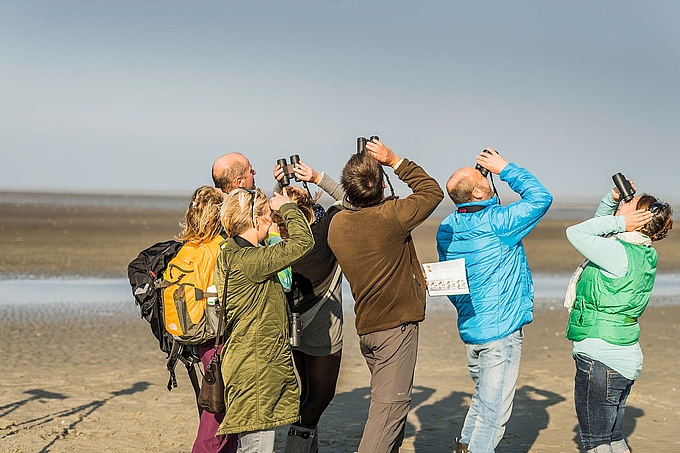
[{"xmin": 213, "ymin": 188, "xmax": 314, "ymax": 452}]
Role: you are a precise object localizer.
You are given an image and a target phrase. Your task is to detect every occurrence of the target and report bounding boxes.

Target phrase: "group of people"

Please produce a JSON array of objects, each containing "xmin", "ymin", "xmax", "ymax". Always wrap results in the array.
[{"xmin": 170, "ymin": 140, "xmax": 673, "ymax": 453}]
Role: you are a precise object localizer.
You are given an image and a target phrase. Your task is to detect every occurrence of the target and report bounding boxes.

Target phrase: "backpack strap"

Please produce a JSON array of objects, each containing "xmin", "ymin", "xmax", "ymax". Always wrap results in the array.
[
  {"xmin": 179, "ymin": 348, "xmax": 202, "ymax": 414},
  {"xmin": 166, "ymin": 340, "xmax": 203, "ymax": 414},
  {"xmin": 154, "ymin": 279, "xmax": 171, "ymax": 290},
  {"xmin": 185, "ymin": 360, "xmax": 202, "ymax": 414},
  {"xmin": 166, "ymin": 340, "xmax": 183, "ymax": 391}
]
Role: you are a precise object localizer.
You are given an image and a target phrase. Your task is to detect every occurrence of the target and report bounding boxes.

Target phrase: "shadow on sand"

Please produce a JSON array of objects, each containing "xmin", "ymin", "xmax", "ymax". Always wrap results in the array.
[
  {"xmin": 325, "ymin": 383, "xmax": 567, "ymax": 452},
  {"xmin": 0, "ymin": 382, "xmax": 151, "ymax": 453}
]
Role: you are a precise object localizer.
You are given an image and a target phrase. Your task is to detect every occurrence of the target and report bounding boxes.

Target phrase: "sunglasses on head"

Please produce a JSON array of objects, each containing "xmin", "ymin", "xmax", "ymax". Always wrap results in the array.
[
  {"xmin": 230, "ymin": 188, "xmax": 257, "ymax": 228},
  {"xmin": 649, "ymin": 201, "xmax": 664, "ymax": 214}
]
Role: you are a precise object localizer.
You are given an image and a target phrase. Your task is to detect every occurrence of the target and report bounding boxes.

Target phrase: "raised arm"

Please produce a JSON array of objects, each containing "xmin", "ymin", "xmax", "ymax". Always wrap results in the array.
[
  {"xmin": 491, "ymin": 163, "xmax": 553, "ymax": 246},
  {"xmin": 594, "ymin": 192, "xmax": 618, "ymax": 217},
  {"xmin": 239, "ymin": 203, "xmax": 314, "ymax": 282},
  {"xmin": 393, "ymin": 159, "xmax": 445, "ymax": 233},
  {"xmin": 273, "ymin": 161, "xmax": 345, "ymax": 203},
  {"xmin": 566, "ymin": 208, "xmax": 653, "ymax": 277},
  {"xmin": 594, "ymin": 180, "xmax": 639, "ymax": 217},
  {"xmin": 365, "ymin": 139, "xmax": 444, "ymax": 233},
  {"xmin": 566, "ymin": 216, "xmax": 628, "ymax": 277},
  {"xmin": 294, "ymin": 161, "xmax": 345, "ymax": 202},
  {"xmin": 316, "ymin": 172, "xmax": 345, "ymax": 202}
]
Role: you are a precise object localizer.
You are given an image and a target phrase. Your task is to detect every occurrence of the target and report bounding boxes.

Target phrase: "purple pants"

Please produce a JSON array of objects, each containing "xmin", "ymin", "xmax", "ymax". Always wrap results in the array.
[{"xmin": 191, "ymin": 343, "xmax": 237, "ymax": 453}]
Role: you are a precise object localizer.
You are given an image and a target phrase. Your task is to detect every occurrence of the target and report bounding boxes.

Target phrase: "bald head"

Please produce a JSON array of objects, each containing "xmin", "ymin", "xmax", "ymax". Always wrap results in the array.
[
  {"xmin": 212, "ymin": 153, "xmax": 256, "ymax": 192},
  {"xmin": 446, "ymin": 167, "xmax": 493, "ymax": 205}
]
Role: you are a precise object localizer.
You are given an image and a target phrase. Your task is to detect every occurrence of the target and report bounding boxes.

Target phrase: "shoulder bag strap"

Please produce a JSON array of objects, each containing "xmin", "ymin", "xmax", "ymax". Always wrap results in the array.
[{"xmin": 212, "ymin": 259, "xmax": 231, "ymax": 354}]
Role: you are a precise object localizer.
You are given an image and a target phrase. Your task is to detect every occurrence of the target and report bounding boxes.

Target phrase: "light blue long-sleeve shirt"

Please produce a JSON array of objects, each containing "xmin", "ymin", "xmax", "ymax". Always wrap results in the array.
[
  {"xmin": 566, "ymin": 192, "xmax": 628, "ymax": 278},
  {"xmin": 566, "ymin": 192, "xmax": 645, "ymax": 380}
]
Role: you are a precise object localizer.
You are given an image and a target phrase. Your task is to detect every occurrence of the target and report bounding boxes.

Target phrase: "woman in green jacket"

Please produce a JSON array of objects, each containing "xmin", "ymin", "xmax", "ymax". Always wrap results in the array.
[
  {"xmin": 564, "ymin": 183, "xmax": 672, "ymax": 453},
  {"xmin": 213, "ymin": 188, "xmax": 314, "ymax": 453}
]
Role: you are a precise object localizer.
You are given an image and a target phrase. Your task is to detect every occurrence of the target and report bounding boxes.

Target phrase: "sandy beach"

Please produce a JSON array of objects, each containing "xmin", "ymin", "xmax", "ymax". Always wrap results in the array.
[{"xmin": 1, "ymin": 197, "xmax": 679, "ymax": 452}]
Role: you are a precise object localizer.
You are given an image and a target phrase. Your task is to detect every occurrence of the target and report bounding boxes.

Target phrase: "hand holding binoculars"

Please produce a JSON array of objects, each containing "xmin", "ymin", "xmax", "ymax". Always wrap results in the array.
[
  {"xmin": 277, "ymin": 155, "xmax": 301, "ymax": 187},
  {"xmin": 357, "ymin": 136, "xmax": 380, "ymax": 154},
  {"xmin": 475, "ymin": 149, "xmax": 492, "ymax": 177},
  {"xmin": 612, "ymin": 173, "xmax": 635, "ymax": 203}
]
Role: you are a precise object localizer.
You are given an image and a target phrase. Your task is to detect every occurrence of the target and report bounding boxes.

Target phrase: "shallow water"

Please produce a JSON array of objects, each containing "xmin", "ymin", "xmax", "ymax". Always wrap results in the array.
[
  {"xmin": 0, "ymin": 191, "xmax": 613, "ymax": 221},
  {"xmin": 0, "ymin": 274, "xmax": 678, "ymax": 312},
  {"xmin": 0, "ymin": 191, "xmax": 191, "ymax": 211}
]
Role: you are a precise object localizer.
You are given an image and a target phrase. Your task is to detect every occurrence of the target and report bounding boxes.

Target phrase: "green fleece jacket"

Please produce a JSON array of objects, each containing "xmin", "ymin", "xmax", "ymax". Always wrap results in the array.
[
  {"xmin": 328, "ymin": 158, "xmax": 444, "ymax": 335},
  {"xmin": 213, "ymin": 203, "xmax": 314, "ymax": 435}
]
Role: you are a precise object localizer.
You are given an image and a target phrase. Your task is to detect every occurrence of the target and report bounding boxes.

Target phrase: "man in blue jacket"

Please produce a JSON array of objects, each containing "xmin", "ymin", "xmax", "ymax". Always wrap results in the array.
[{"xmin": 436, "ymin": 148, "xmax": 552, "ymax": 453}]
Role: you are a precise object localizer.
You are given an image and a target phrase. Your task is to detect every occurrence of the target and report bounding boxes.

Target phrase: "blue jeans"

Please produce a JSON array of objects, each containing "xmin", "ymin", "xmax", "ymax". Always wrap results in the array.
[
  {"xmin": 460, "ymin": 328, "xmax": 523, "ymax": 453},
  {"xmin": 236, "ymin": 429, "xmax": 275, "ymax": 453},
  {"xmin": 574, "ymin": 354, "xmax": 634, "ymax": 453}
]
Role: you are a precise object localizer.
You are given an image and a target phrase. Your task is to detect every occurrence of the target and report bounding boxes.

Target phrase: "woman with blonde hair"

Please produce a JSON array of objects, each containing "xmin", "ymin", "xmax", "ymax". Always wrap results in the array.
[
  {"xmin": 213, "ymin": 188, "xmax": 314, "ymax": 453},
  {"xmin": 178, "ymin": 186, "xmax": 238, "ymax": 453},
  {"xmin": 177, "ymin": 186, "xmax": 224, "ymax": 244}
]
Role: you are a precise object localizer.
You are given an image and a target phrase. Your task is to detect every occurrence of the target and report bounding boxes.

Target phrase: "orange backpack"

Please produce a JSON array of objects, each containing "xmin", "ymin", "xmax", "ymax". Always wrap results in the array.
[{"xmin": 162, "ymin": 235, "xmax": 225, "ymax": 345}]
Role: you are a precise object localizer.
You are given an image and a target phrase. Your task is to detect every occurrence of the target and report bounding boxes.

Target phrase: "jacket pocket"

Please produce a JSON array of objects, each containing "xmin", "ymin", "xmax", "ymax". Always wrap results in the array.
[{"xmin": 411, "ymin": 273, "xmax": 426, "ymax": 308}]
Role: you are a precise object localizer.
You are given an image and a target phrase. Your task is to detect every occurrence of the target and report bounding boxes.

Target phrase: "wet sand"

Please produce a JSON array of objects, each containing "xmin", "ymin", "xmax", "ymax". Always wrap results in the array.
[{"xmin": 1, "ymin": 200, "xmax": 679, "ymax": 452}]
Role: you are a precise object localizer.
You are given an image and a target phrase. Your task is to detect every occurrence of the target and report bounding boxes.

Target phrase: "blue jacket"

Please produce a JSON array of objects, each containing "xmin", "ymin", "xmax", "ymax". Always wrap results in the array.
[{"xmin": 436, "ymin": 163, "xmax": 552, "ymax": 344}]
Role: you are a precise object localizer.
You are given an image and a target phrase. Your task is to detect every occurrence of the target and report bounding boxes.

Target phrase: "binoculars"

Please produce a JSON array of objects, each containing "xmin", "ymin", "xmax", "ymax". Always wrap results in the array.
[
  {"xmin": 289, "ymin": 312, "xmax": 303, "ymax": 348},
  {"xmin": 357, "ymin": 136, "xmax": 380, "ymax": 153},
  {"xmin": 475, "ymin": 149, "xmax": 492, "ymax": 177},
  {"xmin": 277, "ymin": 155, "xmax": 301, "ymax": 186},
  {"xmin": 612, "ymin": 173, "xmax": 635, "ymax": 203}
]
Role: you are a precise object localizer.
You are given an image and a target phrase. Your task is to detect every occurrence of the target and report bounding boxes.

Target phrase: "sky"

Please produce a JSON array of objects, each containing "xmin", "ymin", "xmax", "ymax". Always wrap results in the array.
[{"xmin": 1, "ymin": 1, "xmax": 679, "ymax": 203}]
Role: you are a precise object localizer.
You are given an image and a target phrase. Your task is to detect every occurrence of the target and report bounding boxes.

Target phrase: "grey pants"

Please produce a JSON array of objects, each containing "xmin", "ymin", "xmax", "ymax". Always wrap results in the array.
[
  {"xmin": 357, "ymin": 323, "xmax": 419, "ymax": 453},
  {"xmin": 237, "ymin": 429, "xmax": 275, "ymax": 453}
]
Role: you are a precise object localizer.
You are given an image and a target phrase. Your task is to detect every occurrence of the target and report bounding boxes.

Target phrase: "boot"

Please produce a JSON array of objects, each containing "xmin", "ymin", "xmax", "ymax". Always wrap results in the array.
[
  {"xmin": 285, "ymin": 423, "xmax": 317, "ymax": 453},
  {"xmin": 455, "ymin": 438, "xmax": 469, "ymax": 453}
]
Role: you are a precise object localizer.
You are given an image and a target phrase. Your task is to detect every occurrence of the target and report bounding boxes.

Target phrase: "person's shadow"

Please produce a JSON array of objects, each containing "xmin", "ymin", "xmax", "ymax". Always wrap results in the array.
[
  {"xmin": 0, "ymin": 389, "xmax": 69, "ymax": 418},
  {"xmin": 324, "ymin": 384, "xmax": 566, "ymax": 451},
  {"xmin": 502, "ymin": 385, "xmax": 566, "ymax": 450},
  {"xmin": 411, "ymin": 384, "xmax": 566, "ymax": 451},
  {"xmin": 0, "ymin": 382, "xmax": 152, "ymax": 453},
  {"xmin": 412, "ymin": 389, "xmax": 470, "ymax": 451},
  {"xmin": 319, "ymin": 385, "xmax": 437, "ymax": 452}
]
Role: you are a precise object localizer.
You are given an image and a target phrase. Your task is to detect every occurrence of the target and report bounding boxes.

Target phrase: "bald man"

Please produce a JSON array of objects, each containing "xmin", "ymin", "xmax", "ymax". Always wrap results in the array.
[
  {"xmin": 436, "ymin": 149, "xmax": 552, "ymax": 453},
  {"xmin": 212, "ymin": 152, "xmax": 257, "ymax": 192}
]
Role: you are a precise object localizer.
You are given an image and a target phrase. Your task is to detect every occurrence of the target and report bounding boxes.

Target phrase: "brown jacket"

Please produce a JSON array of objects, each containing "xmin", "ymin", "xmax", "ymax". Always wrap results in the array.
[{"xmin": 328, "ymin": 159, "xmax": 444, "ymax": 335}]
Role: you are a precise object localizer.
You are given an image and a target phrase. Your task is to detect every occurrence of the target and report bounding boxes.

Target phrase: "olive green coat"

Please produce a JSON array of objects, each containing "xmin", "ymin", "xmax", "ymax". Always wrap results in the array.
[{"xmin": 213, "ymin": 203, "xmax": 314, "ymax": 435}]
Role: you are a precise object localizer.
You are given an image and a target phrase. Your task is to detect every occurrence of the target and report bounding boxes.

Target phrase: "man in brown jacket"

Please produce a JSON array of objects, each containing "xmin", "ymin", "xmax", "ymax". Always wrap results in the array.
[{"xmin": 328, "ymin": 139, "xmax": 444, "ymax": 452}]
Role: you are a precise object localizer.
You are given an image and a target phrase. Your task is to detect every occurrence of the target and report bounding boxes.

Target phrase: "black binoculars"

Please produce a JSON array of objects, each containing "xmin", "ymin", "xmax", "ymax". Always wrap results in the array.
[
  {"xmin": 612, "ymin": 173, "xmax": 635, "ymax": 203},
  {"xmin": 277, "ymin": 155, "xmax": 301, "ymax": 186},
  {"xmin": 289, "ymin": 312, "xmax": 302, "ymax": 349},
  {"xmin": 357, "ymin": 136, "xmax": 380, "ymax": 153},
  {"xmin": 475, "ymin": 149, "xmax": 492, "ymax": 177}
]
